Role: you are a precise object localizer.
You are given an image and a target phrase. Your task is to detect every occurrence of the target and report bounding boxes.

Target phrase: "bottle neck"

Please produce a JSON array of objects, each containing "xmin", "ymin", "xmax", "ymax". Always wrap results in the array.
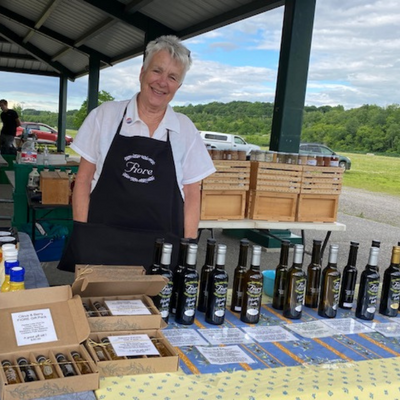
[
  {"xmin": 311, "ymin": 242, "xmax": 322, "ymax": 264},
  {"xmin": 215, "ymin": 244, "xmax": 227, "ymax": 269},
  {"xmin": 250, "ymin": 246, "xmax": 261, "ymax": 270},
  {"xmin": 152, "ymin": 240, "xmax": 164, "ymax": 266},
  {"xmin": 279, "ymin": 243, "xmax": 290, "ymax": 266},
  {"xmin": 390, "ymin": 246, "xmax": 400, "ymax": 266},
  {"xmin": 327, "ymin": 245, "xmax": 339, "ymax": 266},
  {"xmin": 292, "ymin": 245, "xmax": 304, "ymax": 268},
  {"xmin": 367, "ymin": 247, "xmax": 379, "ymax": 268},
  {"xmin": 237, "ymin": 243, "xmax": 249, "ymax": 269},
  {"xmin": 205, "ymin": 242, "xmax": 216, "ymax": 267},
  {"xmin": 347, "ymin": 244, "xmax": 359, "ymax": 267},
  {"xmin": 185, "ymin": 244, "xmax": 198, "ymax": 269},
  {"xmin": 178, "ymin": 242, "xmax": 189, "ymax": 267},
  {"xmin": 160, "ymin": 243, "xmax": 172, "ymax": 270}
]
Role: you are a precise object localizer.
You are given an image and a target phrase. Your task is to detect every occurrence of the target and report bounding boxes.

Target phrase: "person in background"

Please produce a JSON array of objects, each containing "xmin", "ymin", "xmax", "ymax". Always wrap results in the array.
[
  {"xmin": 58, "ymin": 35, "xmax": 215, "ymax": 272},
  {"xmin": 0, "ymin": 99, "xmax": 21, "ymax": 154}
]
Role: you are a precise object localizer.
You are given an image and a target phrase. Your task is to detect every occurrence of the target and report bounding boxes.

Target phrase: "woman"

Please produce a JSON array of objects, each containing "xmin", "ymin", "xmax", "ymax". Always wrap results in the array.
[{"xmin": 58, "ymin": 35, "xmax": 215, "ymax": 272}]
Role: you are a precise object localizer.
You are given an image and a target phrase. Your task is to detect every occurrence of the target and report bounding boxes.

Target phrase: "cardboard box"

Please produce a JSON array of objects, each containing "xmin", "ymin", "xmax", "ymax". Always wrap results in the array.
[
  {"xmin": 85, "ymin": 330, "xmax": 179, "ymax": 377},
  {"xmin": 297, "ymin": 194, "xmax": 339, "ymax": 222},
  {"xmin": 72, "ymin": 267, "xmax": 168, "ymax": 332},
  {"xmin": 74, "ymin": 264, "xmax": 145, "ymax": 280},
  {"xmin": 0, "ymin": 286, "xmax": 98, "ymax": 400},
  {"xmin": 247, "ymin": 190, "xmax": 298, "ymax": 221},
  {"xmin": 40, "ymin": 171, "xmax": 70, "ymax": 204},
  {"xmin": 200, "ymin": 190, "xmax": 247, "ymax": 220}
]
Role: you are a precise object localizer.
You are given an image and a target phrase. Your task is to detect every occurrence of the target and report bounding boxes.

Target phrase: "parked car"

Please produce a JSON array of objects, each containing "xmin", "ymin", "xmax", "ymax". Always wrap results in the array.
[
  {"xmin": 16, "ymin": 122, "xmax": 73, "ymax": 146},
  {"xmin": 199, "ymin": 131, "xmax": 261, "ymax": 158},
  {"xmin": 299, "ymin": 143, "xmax": 351, "ymax": 170}
]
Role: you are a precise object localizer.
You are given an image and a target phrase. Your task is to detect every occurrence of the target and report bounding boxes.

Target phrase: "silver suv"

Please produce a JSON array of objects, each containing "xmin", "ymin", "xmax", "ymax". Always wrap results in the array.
[{"xmin": 299, "ymin": 143, "xmax": 351, "ymax": 170}]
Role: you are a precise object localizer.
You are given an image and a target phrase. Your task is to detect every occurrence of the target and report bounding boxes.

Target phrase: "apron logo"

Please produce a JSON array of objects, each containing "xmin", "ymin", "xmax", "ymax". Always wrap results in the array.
[{"xmin": 122, "ymin": 154, "xmax": 155, "ymax": 183}]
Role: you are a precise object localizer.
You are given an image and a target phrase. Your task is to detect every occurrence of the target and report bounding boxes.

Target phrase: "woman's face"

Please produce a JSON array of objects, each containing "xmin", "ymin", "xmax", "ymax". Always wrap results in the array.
[{"xmin": 139, "ymin": 50, "xmax": 184, "ymax": 112}]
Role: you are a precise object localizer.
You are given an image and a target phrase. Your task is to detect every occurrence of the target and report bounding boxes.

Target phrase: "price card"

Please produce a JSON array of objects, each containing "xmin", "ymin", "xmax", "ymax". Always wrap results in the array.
[
  {"xmin": 108, "ymin": 335, "xmax": 159, "ymax": 357},
  {"xmin": 196, "ymin": 345, "xmax": 255, "ymax": 365},
  {"xmin": 366, "ymin": 322, "xmax": 400, "ymax": 337},
  {"xmin": 321, "ymin": 318, "xmax": 374, "ymax": 335},
  {"xmin": 12, "ymin": 309, "xmax": 58, "ymax": 346},
  {"xmin": 104, "ymin": 300, "xmax": 151, "ymax": 315},
  {"xmin": 199, "ymin": 328, "xmax": 254, "ymax": 345},
  {"xmin": 162, "ymin": 329, "xmax": 208, "ymax": 347},
  {"xmin": 286, "ymin": 320, "xmax": 335, "ymax": 338},
  {"xmin": 243, "ymin": 326, "xmax": 299, "ymax": 342}
]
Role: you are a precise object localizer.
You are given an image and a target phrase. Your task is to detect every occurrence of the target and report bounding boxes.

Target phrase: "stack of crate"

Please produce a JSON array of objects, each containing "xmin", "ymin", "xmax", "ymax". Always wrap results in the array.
[
  {"xmin": 200, "ymin": 160, "xmax": 250, "ymax": 220},
  {"xmin": 297, "ymin": 166, "xmax": 343, "ymax": 222},
  {"xmin": 247, "ymin": 162, "xmax": 302, "ymax": 221}
]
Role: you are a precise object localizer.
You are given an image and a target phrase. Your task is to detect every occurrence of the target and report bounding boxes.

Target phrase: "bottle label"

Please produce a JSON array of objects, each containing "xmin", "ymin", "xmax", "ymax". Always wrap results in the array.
[
  {"xmin": 295, "ymin": 278, "xmax": 306, "ymax": 311},
  {"xmin": 366, "ymin": 279, "xmax": 380, "ymax": 313},
  {"xmin": 245, "ymin": 281, "xmax": 262, "ymax": 315},
  {"xmin": 158, "ymin": 281, "xmax": 173, "ymax": 317},
  {"xmin": 21, "ymin": 150, "xmax": 37, "ymax": 163},
  {"xmin": 182, "ymin": 280, "xmax": 199, "ymax": 317},
  {"xmin": 388, "ymin": 278, "xmax": 400, "ymax": 310},
  {"xmin": 332, "ymin": 277, "xmax": 340, "ymax": 310},
  {"xmin": 212, "ymin": 281, "xmax": 228, "ymax": 317},
  {"xmin": 5, "ymin": 367, "xmax": 17, "ymax": 383}
]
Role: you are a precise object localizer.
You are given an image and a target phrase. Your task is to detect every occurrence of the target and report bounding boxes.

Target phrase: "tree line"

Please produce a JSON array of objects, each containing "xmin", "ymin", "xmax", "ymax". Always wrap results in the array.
[{"xmin": 16, "ymin": 98, "xmax": 400, "ymax": 155}]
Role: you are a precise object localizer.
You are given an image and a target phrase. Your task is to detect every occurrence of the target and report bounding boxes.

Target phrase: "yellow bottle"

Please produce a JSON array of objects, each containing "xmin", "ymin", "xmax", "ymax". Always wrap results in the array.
[
  {"xmin": 1, "ymin": 260, "xmax": 19, "ymax": 292},
  {"xmin": 10, "ymin": 266, "xmax": 25, "ymax": 291}
]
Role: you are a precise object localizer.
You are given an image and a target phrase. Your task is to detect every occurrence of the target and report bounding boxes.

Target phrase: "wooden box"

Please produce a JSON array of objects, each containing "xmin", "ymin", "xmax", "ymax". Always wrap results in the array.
[
  {"xmin": 200, "ymin": 190, "xmax": 246, "ymax": 220},
  {"xmin": 202, "ymin": 160, "xmax": 250, "ymax": 191},
  {"xmin": 296, "ymin": 194, "xmax": 339, "ymax": 222},
  {"xmin": 301, "ymin": 166, "xmax": 343, "ymax": 194},
  {"xmin": 247, "ymin": 190, "xmax": 298, "ymax": 221},
  {"xmin": 250, "ymin": 161, "xmax": 302, "ymax": 193},
  {"xmin": 40, "ymin": 171, "xmax": 70, "ymax": 204}
]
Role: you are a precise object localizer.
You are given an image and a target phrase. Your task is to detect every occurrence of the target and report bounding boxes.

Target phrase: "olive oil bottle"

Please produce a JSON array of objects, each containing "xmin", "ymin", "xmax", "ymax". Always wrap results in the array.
[
  {"xmin": 339, "ymin": 241, "xmax": 359, "ymax": 309},
  {"xmin": 230, "ymin": 239, "xmax": 250, "ymax": 312},
  {"xmin": 198, "ymin": 238, "xmax": 217, "ymax": 312},
  {"xmin": 272, "ymin": 240, "xmax": 290, "ymax": 310},
  {"xmin": 305, "ymin": 240, "xmax": 322, "ymax": 308}
]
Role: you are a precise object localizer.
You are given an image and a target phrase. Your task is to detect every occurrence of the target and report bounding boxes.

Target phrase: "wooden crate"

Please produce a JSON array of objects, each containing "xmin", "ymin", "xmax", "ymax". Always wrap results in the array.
[
  {"xmin": 200, "ymin": 190, "xmax": 246, "ymax": 220},
  {"xmin": 249, "ymin": 161, "xmax": 302, "ymax": 193},
  {"xmin": 301, "ymin": 166, "xmax": 343, "ymax": 194},
  {"xmin": 40, "ymin": 171, "xmax": 70, "ymax": 204},
  {"xmin": 202, "ymin": 160, "xmax": 250, "ymax": 190},
  {"xmin": 296, "ymin": 194, "xmax": 339, "ymax": 222},
  {"xmin": 246, "ymin": 190, "xmax": 298, "ymax": 221}
]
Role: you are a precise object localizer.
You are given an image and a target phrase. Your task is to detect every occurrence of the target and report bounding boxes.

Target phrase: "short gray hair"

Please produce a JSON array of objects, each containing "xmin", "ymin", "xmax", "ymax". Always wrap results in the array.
[{"xmin": 143, "ymin": 35, "xmax": 192, "ymax": 82}]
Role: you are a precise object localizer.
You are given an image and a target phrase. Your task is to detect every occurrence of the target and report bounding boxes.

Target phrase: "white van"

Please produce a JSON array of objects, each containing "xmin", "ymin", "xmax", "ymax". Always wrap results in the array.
[{"xmin": 199, "ymin": 131, "xmax": 261, "ymax": 157}]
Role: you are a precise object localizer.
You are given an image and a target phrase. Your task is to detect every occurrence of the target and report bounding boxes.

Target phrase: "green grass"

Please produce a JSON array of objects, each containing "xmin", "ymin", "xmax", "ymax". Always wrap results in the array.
[{"xmin": 341, "ymin": 152, "xmax": 400, "ymax": 197}]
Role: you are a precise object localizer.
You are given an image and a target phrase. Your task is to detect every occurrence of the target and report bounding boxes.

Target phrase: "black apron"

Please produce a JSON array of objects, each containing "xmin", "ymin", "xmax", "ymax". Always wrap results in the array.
[{"xmin": 58, "ymin": 110, "xmax": 184, "ymax": 272}]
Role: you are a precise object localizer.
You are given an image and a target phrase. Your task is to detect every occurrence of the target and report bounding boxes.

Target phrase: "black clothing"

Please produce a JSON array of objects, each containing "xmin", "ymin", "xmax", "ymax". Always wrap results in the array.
[{"xmin": 1, "ymin": 109, "xmax": 19, "ymax": 136}]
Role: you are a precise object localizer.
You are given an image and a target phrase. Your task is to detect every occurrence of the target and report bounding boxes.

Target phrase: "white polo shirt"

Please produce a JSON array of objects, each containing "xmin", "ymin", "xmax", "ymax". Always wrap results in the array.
[{"xmin": 71, "ymin": 94, "xmax": 216, "ymax": 199}]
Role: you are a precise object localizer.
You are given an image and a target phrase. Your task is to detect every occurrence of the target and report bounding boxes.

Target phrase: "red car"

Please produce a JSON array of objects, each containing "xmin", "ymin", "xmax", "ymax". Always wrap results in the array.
[{"xmin": 16, "ymin": 122, "xmax": 73, "ymax": 146}]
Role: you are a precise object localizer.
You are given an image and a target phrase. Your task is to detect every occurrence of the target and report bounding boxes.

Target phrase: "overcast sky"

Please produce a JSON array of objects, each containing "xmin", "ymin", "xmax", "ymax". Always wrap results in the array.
[{"xmin": 1, "ymin": 0, "xmax": 400, "ymax": 112}]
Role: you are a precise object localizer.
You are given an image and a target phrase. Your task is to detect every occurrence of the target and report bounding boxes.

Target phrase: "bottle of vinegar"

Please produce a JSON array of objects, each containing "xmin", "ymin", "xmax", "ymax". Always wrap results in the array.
[
  {"xmin": 339, "ymin": 241, "xmax": 359, "ymax": 309},
  {"xmin": 305, "ymin": 240, "xmax": 322, "ymax": 308},
  {"xmin": 379, "ymin": 246, "xmax": 400, "ymax": 317},
  {"xmin": 240, "ymin": 245, "xmax": 263, "ymax": 324},
  {"xmin": 198, "ymin": 238, "xmax": 217, "ymax": 312},
  {"xmin": 272, "ymin": 240, "xmax": 290, "ymax": 310},
  {"xmin": 152, "ymin": 243, "xmax": 174, "ymax": 323},
  {"xmin": 169, "ymin": 238, "xmax": 189, "ymax": 315},
  {"xmin": 283, "ymin": 244, "xmax": 306, "ymax": 319},
  {"xmin": 175, "ymin": 244, "xmax": 199, "ymax": 325},
  {"xmin": 205, "ymin": 244, "xmax": 229, "ymax": 325},
  {"xmin": 230, "ymin": 238, "xmax": 250, "ymax": 312},
  {"xmin": 318, "ymin": 244, "xmax": 341, "ymax": 318},
  {"xmin": 355, "ymin": 246, "xmax": 380, "ymax": 320}
]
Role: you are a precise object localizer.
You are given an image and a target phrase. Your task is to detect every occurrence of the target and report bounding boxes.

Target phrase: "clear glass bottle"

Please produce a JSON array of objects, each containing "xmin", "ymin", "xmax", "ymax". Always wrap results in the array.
[
  {"xmin": 272, "ymin": 240, "xmax": 290, "ymax": 310},
  {"xmin": 379, "ymin": 246, "xmax": 400, "ymax": 317},
  {"xmin": 205, "ymin": 244, "xmax": 229, "ymax": 325},
  {"xmin": 175, "ymin": 244, "xmax": 199, "ymax": 325},
  {"xmin": 230, "ymin": 238, "xmax": 250, "ymax": 312},
  {"xmin": 318, "ymin": 244, "xmax": 341, "ymax": 318},
  {"xmin": 355, "ymin": 247, "xmax": 380, "ymax": 320},
  {"xmin": 93, "ymin": 301, "xmax": 109, "ymax": 316},
  {"xmin": 36, "ymin": 355, "xmax": 58, "ymax": 379},
  {"xmin": 21, "ymin": 134, "xmax": 38, "ymax": 164},
  {"xmin": 339, "ymin": 241, "xmax": 359, "ymax": 309},
  {"xmin": 198, "ymin": 238, "xmax": 217, "ymax": 312},
  {"xmin": 240, "ymin": 245, "xmax": 263, "ymax": 324},
  {"xmin": 43, "ymin": 145, "xmax": 50, "ymax": 166},
  {"xmin": 152, "ymin": 243, "xmax": 174, "ymax": 323},
  {"xmin": 101, "ymin": 338, "xmax": 125, "ymax": 360},
  {"xmin": 55, "ymin": 353, "xmax": 76, "ymax": 377},
  {"xmin": 283, "ymin": 244, "xmax": 306, "ymax": 319},
  {"xmin": 1, "ymin": 360, "xmax": 21, "ymax": 384},
  {"xmin": 71, "ymin": 351, "xmax": 92, "ymax": 375},
  {"xmin": 305, "ymin": 240, "xmax": 322, "ymax": 308},
  {"xmin": 17, "ymin": 357, "xmax": 38, "ymax": 382}
]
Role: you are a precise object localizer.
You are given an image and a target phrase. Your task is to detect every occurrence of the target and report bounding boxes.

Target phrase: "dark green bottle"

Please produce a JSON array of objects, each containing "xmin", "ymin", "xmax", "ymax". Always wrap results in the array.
[
  {"xmin": 283, "ymin": 244, "xmax": 306, "ymax": 319},
  {"xmin": 230, "ymin": 238, "xmax": 250, "ymax": 312},
  {"xmin": 379, "ymin": 246, "xmax": 400, "ymax": 317},
  {"xmin": 272, "ymin": 240, "xmax": 290, "ymax": 310},
  {"xmin": 355, "ymin": 247, "xmax": 380, "ymax": 320},
  {"xmin": 205, "ymin": 244, "xmax": 229, "ymax": 325},
  {"xmin": 147, "ymin": 238, "xmax": 165, "ymax": 275},
  {"xmin": 318, "ymin": 244, "xmax": 341, "ymax": 318},
  {"xmin": 305, "ymin": 240, "xmax": 322, "ymax": 308},
  {"xmin": 198, "ymin": 238, "xmax": 217, "ymax": 312},
  {"xmin": 339, "ymin": 241, "xmax": 359, "ymax": 309}
]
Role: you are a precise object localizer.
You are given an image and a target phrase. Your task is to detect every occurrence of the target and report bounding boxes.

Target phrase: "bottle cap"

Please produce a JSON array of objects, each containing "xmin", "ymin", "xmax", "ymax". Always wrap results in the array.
[
  {"xmin": 3, "ymin": 248, "xmax": 18, "ymax": 260},
  {"xmin": 0, "ymin": 236, "xmax": 17, "ymax": 246},
  {"xmin": 10, "ymin": 266, "xmax": 25, "ymax": 282},
  {"xmin": 4, "ymin": 260, "xmax": 19, "ymax": 274}
]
